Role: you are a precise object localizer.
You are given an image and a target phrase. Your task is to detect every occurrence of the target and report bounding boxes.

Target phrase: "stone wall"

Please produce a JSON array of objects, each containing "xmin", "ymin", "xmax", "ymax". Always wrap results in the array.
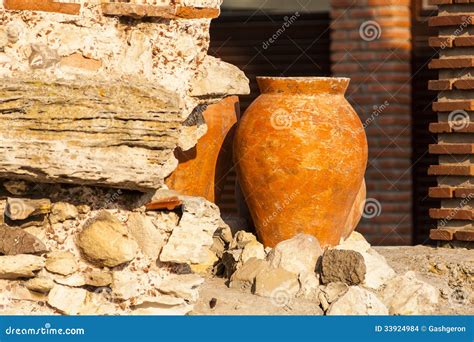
[
  {"xmin": 428, "ymin": 0, "xmax": 474, "ymax": 244},
  {"xmin": 0, "ymin": 0, "xmax": 249, "ymax": 190},
  {"xmin": 330, "ymin": 0, "xmax": 413, "ymax": 245}
]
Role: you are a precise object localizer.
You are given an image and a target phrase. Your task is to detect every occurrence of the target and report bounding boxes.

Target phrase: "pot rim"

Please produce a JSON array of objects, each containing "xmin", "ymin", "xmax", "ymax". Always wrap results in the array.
[{"xmin": 256, "ymin": 76, "xmax": 350, "ymax": 95}]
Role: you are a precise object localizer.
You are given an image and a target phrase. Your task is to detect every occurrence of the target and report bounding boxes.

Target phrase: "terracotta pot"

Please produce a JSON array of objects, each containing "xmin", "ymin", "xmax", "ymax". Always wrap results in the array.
[
  {"xmin": 166, "ymin": 96, "xmax": 239, "ymax": 203},
  {"xmin": 234, "ymin": 77, "xmax": 368, "ymax": 248},
  {"xmin": 342, "ymin": 179, "xmax": 366, "ymax": 240}
]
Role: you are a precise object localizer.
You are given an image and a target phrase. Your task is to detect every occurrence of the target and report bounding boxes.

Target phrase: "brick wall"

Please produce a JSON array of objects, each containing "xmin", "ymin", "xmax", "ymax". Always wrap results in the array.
[{"xmin": 330, "ymin": 0, "xmax": 413, "ymax": 245}]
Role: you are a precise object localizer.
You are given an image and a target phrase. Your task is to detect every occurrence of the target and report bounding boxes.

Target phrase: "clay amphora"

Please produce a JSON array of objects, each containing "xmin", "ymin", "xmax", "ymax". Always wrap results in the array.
[
  {"xmin": 166, "ymin": 96, "xmax": 239, "ymax": 203},
  {"xmin": 234, "ymin": 77, "xmax": 368, "ymax": 248}
]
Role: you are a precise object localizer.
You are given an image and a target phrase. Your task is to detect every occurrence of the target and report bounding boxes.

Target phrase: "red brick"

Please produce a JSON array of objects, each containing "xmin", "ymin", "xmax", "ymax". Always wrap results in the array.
[
  {"xmin": 429, "ymin": 143, "xmax": 474, "ymax": 154},
  {"xmin": 429, "ymin": 15, "xmax": 474, "ymax": 27},
  {"xmin": 3, "ymin": 0, "xmax": 80, "ymax": 15},
  {"xmin": 430, "ymin": 228, "xmax": 456, "ymax": 241},
  {"xmin": 429, "ymin": 187, "xmax": 454, "ymax": 198},
  {"xmin": 428, "ymin": 165, "xmax": 474, "ymax": 176}
]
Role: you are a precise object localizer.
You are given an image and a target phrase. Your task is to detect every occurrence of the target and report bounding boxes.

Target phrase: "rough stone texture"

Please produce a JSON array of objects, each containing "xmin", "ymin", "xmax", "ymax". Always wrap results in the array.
[
  {"xmin": 0, "ymin": 226, "xmax": 48, "ymax": 255},
  {"xmin": 45, "ymin": 251, "xmax": 78, "ymax": 276},
  {"xmin": 229, "ymin": 258, "xmax": 269, "ymax": 292},
  {"xmin": 47, "ymin": 285, "xmax": 88, "ymax": 315},
  {"xmin": 267, "ymin": 233, "xmax": 322, "ymax": 276},
  {"xmin": 320, "ymin": 282, "xmax": 349, "ymax": 304},
  {"xmin": 5, "ymin": 198, "xmax": 51, "ymax": 221},
  {"xmin": 321, "ymin": 249, "xmax": 366, "ymax": 285},
  {"xmin": 159, "ymin": 196, "xmax": 227, "ymax": 265},
  {"xmin": 381, "ymin": 271, "xmax": 439, "ymax": 315},
  {"xmin": 327, "ymin": 286, "xmax": 388, "ymax": 316},
  {"xmin": 25, "ymin": 276, "xmax": 54, "ymax": 294},
  {"xmin": 0, "ymin": 254, "xmax": 44, "ymax": 279},
  {"xmin": 77, "ymin": 211, "xmax": 138, "ymax": 267},
  {"xmin": 254, "ymin": 267, "xmax": 300, "ymax": 300},
  {"xmin": 50, "ymin": 202, "xmax": 79, "ymax": 224},
  {"xmin": 127, "ymin": 213, "xmax": 167, "ymax": 260},
  {"xmin": 0, "ymin": 3, "xmax": 249, "ymax": 190}
]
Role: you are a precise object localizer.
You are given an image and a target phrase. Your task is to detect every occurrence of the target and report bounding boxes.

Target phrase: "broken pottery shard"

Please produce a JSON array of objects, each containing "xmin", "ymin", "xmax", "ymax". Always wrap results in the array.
[
  {"xmin": 321, "ymin": 249, "xmax": 366, "ymax": 286},
  {"xmin": 77, "ymin": 211, "xmax": 138, "ymax": 267},
  {"xmin": 0, "ymin": 76, "xmax": 182, "ymax": 191},
  {"xmin": 5, "ymin": 198, "xmax": 51, "ymax": 221},
  {"xmin": 0, "ymin": 226, "xmax": 48, "ymax": 255},
  {"xmin": 0, "ymin": 254, "xmax": 45, "ymax": 279},
  {"xmin": 145, "ymin": 197, "xmax": 183, "ymax": 211}
]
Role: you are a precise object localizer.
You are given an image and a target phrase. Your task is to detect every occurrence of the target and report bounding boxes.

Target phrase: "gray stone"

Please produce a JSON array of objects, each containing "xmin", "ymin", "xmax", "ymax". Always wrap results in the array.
[
  {"xmin": 267, "ymin": 233, "xmax": 322, "ymax": 275},
  {"xmin": 321, "ymin": 249, "xmax": 366, "ymax": 285},
  {"xmin": 327, "ymin": 286, "xmax": 388, "ymax": 315},
  {"xmin": 77, "ymin": 211, "xmax": 138, "ymax": 267}
]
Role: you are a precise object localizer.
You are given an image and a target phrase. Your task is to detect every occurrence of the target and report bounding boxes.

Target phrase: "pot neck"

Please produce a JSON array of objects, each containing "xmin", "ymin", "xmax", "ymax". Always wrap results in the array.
[{"xmin": 257, "ymin": 77, "xmax": 349, "ymax": 96}]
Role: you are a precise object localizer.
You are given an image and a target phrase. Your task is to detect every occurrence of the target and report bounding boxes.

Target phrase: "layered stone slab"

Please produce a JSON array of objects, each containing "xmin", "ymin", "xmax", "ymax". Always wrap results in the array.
[{"xmin": 0, "ymin": 75, "xmax": 182, "ymax": 190}]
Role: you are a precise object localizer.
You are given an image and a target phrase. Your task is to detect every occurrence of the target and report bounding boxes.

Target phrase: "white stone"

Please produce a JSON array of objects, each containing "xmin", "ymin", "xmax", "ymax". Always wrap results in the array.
[
  {"xmin": 381, "ymin": 271, "xmax": 439, "ymax": 315},
  {"xmin": 47, "ymin": 285, "xmax": 87, "ymax": 315},
  {"xmin": 361, "ymin": 249, "xmax": 396, "ymax": 290},
  {"xmin": 0, "ymin": 255, "xmax": 45, "ymax": 279},
  {"xmin": 327, "ymin": 287, "xmax": 388, "ymax": 315},
  {"xmin": 267, "ymin": 234, "xmax": 323, "ymax": 276},
  {"xmin": 127, "ymin": 213, "xmax": 167, "ymax": 260}
]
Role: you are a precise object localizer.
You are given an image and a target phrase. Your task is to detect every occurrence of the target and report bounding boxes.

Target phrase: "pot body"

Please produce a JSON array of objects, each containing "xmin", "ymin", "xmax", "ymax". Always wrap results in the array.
[
  {"xmin": 166, "ymin": 96, "xmax": 239, "ymax": 203},
  {"xmin": 342, "ymin": 179, "xmax": 366, "ymax": 240},
  {"xmin": 234, "ymin": 77, "xmax": 368, "ymax": 248}
]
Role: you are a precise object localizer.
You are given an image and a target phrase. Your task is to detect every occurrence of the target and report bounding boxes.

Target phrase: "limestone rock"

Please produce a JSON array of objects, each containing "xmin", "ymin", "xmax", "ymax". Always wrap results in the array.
[
  {"xmin": 84, "ymin": 271, "xmax": 113, "ymax": 287},
  {"xmin": 47, "ymin": 285, "xmax": 87, "ymax": 315},
  {"xmin": 5, "ymin": 198, "xmax": 51, "ymax": 221},
  {"xmin": 3, "ymin": 180, "xmax": 29, "ymax": 196},
  {"xmin": 0, "ymin": 226, "xmax": 48, "ymax": 255},
  {"xmin": 320, "ymin": 282, "xmax": 349, "ymax": 303},
  {"xmin": 157, "ymin": 274, "xmax": 204, "ymax": 302},
  {"xmin": 127, "ymin": 213, "xmax": 167, "ymax": 260},
  {"xmin": 189, "ymin": 56, "xmax": 250, "ymax": 99},
  {"xmin": 296, "ymin": 272, "xmax": 321, "ymax": 301},
  {"xmin": 25, "ymin": 276, "xmax": 54, "ymax": 294},
  {"xmin": 0, "ymin": 255, "xmax": 45, "ymax": 279},
  {"xmin": 321, "ymin": 249, "xmax": 366, "ymax": 285},
  {"xmin": 77, "ymin": 211, "xmax": 138, "ymax": 267},
  {"xmin": 254, "ymin": 267, "xmax": 300, "ymax": 300},
  {"xmin": 381, "ymin": 271, "xmax": 439, "ymax": 315},
  {"xmin": 337, "ymin": 231, "xmax": 371, "ymax": 254},
  {"xmin": 241, "ymin": 240, "xmax": 266, "ymax": 264},
  {"xmin": 327, "ymin": 286, "xmax": 388, "ymax": 315},
  {"xmin": 45, "ymin": 252, "xmax": 78, "ymax": 276},
  {"xmin": 229, "ymin": 230, "xmax": 257, "ymax": 249},
  {"xmin": 267, "ymin": 233, "xmax": 322, "ymax": 275},
  {"xmin": 50, "ymin": 202, "xmax": 79, "ymax": 224},
  {"xmin": 160, "ymin": 196, "xmax": 226, "ymax": 265},
  {"xmin": 111, "ymin": 269, "xmax": 142, "ymax": 301},
  {"xmin": 361, "ymin": 249, "xmax": 396, "ymax": 290},
  {"xmin": 229, "ymin": 258, "xmax": 270, "ymax": 292}
]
